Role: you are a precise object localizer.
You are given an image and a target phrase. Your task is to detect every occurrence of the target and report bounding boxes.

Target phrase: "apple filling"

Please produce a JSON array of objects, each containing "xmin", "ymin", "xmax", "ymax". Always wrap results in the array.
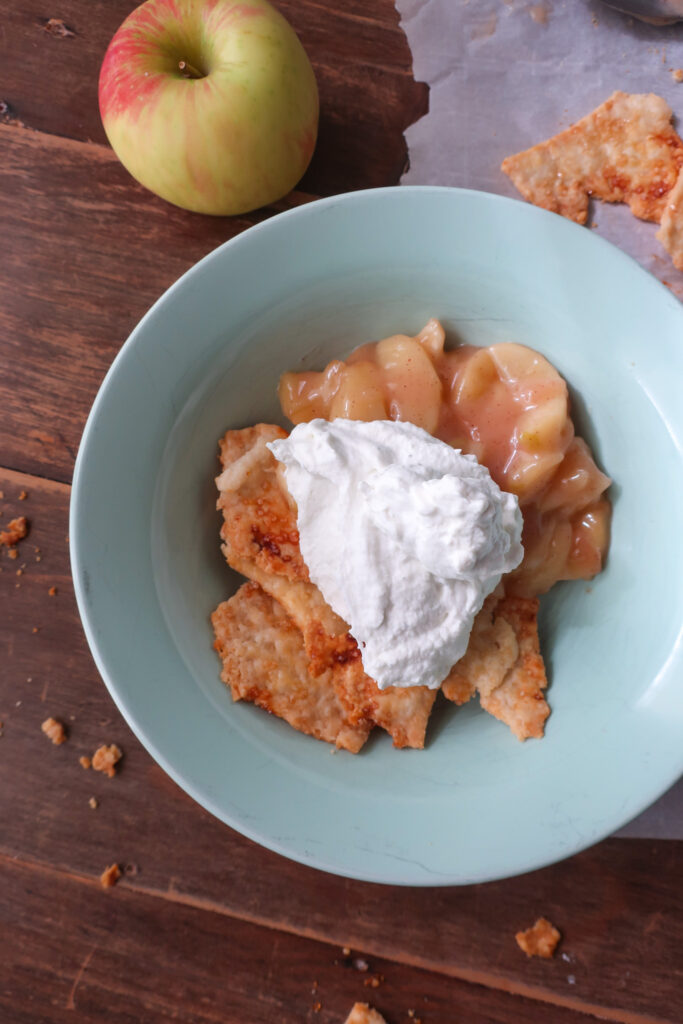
[{"xmin": 278, "ymin": 319, "xmax": 611, "ymax": 597}]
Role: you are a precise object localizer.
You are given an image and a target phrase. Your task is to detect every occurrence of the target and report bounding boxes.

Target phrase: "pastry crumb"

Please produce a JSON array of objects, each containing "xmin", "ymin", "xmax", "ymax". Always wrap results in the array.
[
  {"xmin": 515, "ymin": 917, "xmax": 562, "ymax": 958},
  {"xmin": 92, "ymin": 743, "xmax": 122, "ymax": 778},
  {"xmin": 1, "ymin": 516, "xmax": 28, "ymax": 547},
  {"xmin": 672, "ymin": 68, "xmax": 683, "ymax": 83},
  {"xmin": 8, "ymin": 548, "xmax": 18, "ymax": 560},
  {"xmin": 344, "ymin": 1005, "xmax": 387, "ymax": 1024},
  {"xmin": 89, "ymin": 796, "xmax": 98, "ymax": 809},
  {"xmin": 344, "ymin": 1003, "xmax": 387, "ymax": 1019},
  {"xmin": 100, "ymin": 863, "xmax": 121, "ymax": 888},
  {"xmin": 18, "ymin": 490, "xmax": 28, "ymax": 500},
  {"xmin": 41, "ymin": 717, "xmax": 67, "ymax": 745},
  {"xmin": 79, "ymin": 755, "xmax": 92, "ymax": 770},
  {"xmin": 363, "ymin": 975, "xmax": 383, "ymax": 988},
  {"xmin": 48, "ymin": 586, "xmax": 57, "ymax": 597}
]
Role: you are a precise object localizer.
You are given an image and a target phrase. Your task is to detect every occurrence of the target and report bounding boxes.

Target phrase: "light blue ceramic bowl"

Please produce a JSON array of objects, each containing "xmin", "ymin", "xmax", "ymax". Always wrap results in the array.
[{"xmin": 70, "ymin": 187, "xmax": 683, "ymax": 885}]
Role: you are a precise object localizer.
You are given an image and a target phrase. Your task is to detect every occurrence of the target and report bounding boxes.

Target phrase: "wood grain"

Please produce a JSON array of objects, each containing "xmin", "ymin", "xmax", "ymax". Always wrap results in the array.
[
  {"xmin": 1, "ymin": 468, "xmax": 681, "ymax": 1024},
  {"xmin": 0, "ymin": 854, "xmax": 600, "ymax": 1024}
]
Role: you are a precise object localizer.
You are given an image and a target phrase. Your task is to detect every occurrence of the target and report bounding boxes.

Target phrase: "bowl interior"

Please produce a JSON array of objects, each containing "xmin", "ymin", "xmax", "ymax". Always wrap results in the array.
[{"xmin": 71, "ymin": 188, "xmax": 683, "ymax": 884}]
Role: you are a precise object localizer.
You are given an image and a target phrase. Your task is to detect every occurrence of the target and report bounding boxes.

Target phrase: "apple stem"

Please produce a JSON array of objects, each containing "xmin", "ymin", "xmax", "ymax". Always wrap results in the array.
[{"xmin": 178, "ymin": 60, "xmax": 203, "ymax": 80}]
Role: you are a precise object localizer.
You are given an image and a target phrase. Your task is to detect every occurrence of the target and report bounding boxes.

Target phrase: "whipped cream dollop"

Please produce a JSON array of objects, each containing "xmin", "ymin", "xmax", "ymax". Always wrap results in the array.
[{"xmin": 267, "ymin": 419, "xmax": 523, "ymax": 690}]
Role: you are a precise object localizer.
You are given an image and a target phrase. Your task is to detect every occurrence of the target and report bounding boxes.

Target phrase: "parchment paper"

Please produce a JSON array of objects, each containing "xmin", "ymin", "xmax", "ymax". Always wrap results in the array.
[{"xmin": 395, "ymin": 0, "xmax": 683, "ymax": 838}]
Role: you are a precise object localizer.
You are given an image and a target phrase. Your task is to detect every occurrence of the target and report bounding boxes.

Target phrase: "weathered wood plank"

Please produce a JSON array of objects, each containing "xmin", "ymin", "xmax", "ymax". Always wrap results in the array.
[
  {"xmin": 0, "ymin": 854, "xmax": 601, "ymax": 1024},
  {"xmin": 1, "ymin": 467, "xmax": 681, "ymax": 1024}
]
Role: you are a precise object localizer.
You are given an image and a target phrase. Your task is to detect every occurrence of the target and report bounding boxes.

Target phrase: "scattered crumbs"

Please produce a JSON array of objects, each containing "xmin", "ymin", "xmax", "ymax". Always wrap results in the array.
[
  {"xmin": 32, "ymin": 627, "xmax": 39, "ymax": 634},
  {"xmin": 18, "ymin": 491, "xmax": 28, "ymax": 501},
  {"xmin": 27, "ymin": 676, "xmax": 32, "ymax": 683},
  {"xmin": 48, "ymin": 586, "xmax": 57, "ymax": 597},
  {"xmin": 15, "ymin": 568, "xmax": 23, "ymax": 577},
  {"xmin": 363, "ymin": 975, "xmax": 384, "ymax": 989},
  {"xmin": 8, "ymin": 549, "xmax": 18, "ymax": 560},
  {"xmin": 342, "ymin": 947, "xmax": 351, "ymax": 957},
  {"xmin": 311, "ymin": 981, "xmax": 319, "ymax": 994},
  {"xmin": 41, "ymin": 717, "xmax": 67, "ymax": 745},
  {"xmin": 567, "ymin": 974, "xmax": 576, "ymax": 985},
  {"xmin": 92, "ymin": 743, "xmax": 122, "ymax": 778},
  {"xmin": 89, "ymin": 796, "xmax": 98, "ymax": 809},
  {"xmin": 408, "ymin": 1011, "xmax": 422, "ymax": 1023},
  {"xmin": 15, "ymin": 700, "xmax": 21, "ymax": 707},
  {"xmin": 79, "ymin": 755, "xmax": 92, "ymax": 770},
  {"xmin": 34, "ymin": 546, "xmax": 40, "ymax": 554},
  {"xmin": 515, "ymin": 917, "xmax": 562, "ymax": 958},
  {"xmin": 313, "ymin": 1002, "xmax": 322, "ymax": 1013},
  {"xmin": 352, "ymin": 958, "xmax": 369, "ymax": 973},
  {"xmin": 42, "ymin": 17, "xmax": 76, "ymax": 37},
  {"xmin": 100, "ymin": 863, "xmax": 121, "ymax": 888},
  {"xmin": 561, "ymin": 952, "xmax": 571, "ymax": 962},
  {"xmin": 35, "ymin": 555, "xmax": 42, "ymax": 562},
  {"xmin": 1, "ymin": 516, "xmax": 28, "ymax": 548},
  {"xmin": 15, "ymin": 583, "xmax": 20, "ymax": 589},
  {"xmin": 672, "ymin": 69, "xmax": 683, "ymax": 83}
]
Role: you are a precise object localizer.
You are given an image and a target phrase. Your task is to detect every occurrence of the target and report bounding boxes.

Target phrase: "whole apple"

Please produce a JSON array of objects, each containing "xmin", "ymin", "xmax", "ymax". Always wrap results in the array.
[{"xmin": 99, "ymin": 0, "xmax": 319, "ymax": 215}]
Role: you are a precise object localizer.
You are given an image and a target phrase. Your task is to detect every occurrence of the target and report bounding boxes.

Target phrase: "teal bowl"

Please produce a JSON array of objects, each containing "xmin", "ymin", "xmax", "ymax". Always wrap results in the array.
[{"xmin": 70, "ymin": 187, "xmax": 683, "ymax": 885}]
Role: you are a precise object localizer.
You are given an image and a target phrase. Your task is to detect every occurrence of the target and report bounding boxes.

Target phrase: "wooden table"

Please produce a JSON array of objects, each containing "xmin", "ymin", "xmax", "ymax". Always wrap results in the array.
[{"xmin": 1, "ymin": 3, "xmax": 681, "ymax": 1022}]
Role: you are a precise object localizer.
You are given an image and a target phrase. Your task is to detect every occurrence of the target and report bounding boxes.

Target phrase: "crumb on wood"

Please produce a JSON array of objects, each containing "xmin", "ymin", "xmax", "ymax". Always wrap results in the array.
[
  {"xmin": 313, "ymin": 1002, "xmax": 322, "ymax": 1013},
  {"xmin": 515, "ymin": 917, "xmax": 562, "ymax": 958},
  {"xmin": 92, "ymin": 743, "xmax": 122, "ymax": 778},
  {"xmin": 344, "ymin": 1005, "xmax": 388, "ymax": 1024},
  {"xmin": 42, "ymin": 17, "xmax": 76, "ymax": 37},
  {"xmin": 8, "ymin": 548, "xmax": 18, "ymax": 560},
  {"xmin": 342, "ymin": 947, "xmax": 351, "ymax": 957},
  {"xmin": 100, "ymin": 863, "xmax": 121, "ymax": 888},
  {"xmin": 18, "ymin": 491, "xmax": 28, "ymax": 501},
  {"xmin": 48, "ymin": 586, "xmax": 57, "ymax": 597},
  {"xmin": 672, "ymin": 68, "xmax": 683, "ymax": 83},
  {"xmin": 89, "ymin": 796, "xmax": 98, "ymax": 810},
  {"xmin": 32, "ymin": 626, "xmax": 39, "ymax": 634},
  {"xmin": 41, "ymin": 717, "xmax": 67, "ymax": 745},
  {"xmin": 1, "ymin": 516, "xmax": 28, "ymax": 547},
  {"xmin": 16, "ymin": 568, "xmax": 23, "ymax": 577},
  {"xmin": 79, "ymin": 755, "xmax": 91, "ymax": 770},
  {"xmin": 363, "ymin": 975, "xmax": 383, "ymax": 988}
]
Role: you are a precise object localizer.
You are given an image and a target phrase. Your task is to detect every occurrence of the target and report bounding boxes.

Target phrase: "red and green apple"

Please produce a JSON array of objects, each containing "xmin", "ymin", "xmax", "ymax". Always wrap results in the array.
[{"xmin": 99, "ymin": 0, "xmax": 319, "ymax": 215}]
